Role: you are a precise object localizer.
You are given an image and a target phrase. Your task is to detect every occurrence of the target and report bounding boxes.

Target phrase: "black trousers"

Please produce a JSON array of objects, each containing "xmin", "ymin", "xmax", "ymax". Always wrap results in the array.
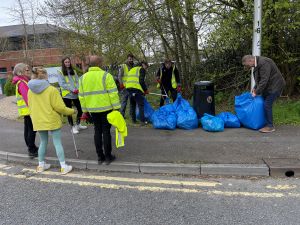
[
  {"xmin": 160, "ymin": 87, "xmax": 177, "ymax": 107},
  {"xmin": 63, "ymin": 98, "xmax": 83, "ymax": 126},
  {"xmin": 91, "ymin": 111, "xmax": 112, "ymax": 159},
  {"xmin": 127, "ymin": 89, "xmax": 145, "ymax": 123},
  {"xmin": 24, "ymin": 116, "xmax": 37, "ymax": 153}
]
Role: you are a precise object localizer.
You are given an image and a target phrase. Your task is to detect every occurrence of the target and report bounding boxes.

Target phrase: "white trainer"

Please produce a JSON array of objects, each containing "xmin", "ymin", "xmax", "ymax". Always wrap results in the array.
[
  {"xmin": 77, "ymin": 124, "xmax": 87, "ymax": 130},
  {"xmin": 61, "ymin": 165, "xmax": 72, "ymax": 175},
  {"xmin": 36, "ymin": 163, "xmax": 51, "ymax": 173},
  {"xmin": 72, "ymin": 125, "xmax": 79, "ymax": 134}
]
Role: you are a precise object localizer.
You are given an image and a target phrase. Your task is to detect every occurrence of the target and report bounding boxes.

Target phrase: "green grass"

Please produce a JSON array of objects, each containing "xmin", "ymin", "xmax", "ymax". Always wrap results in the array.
[{"xmin": 273, "ymin": 99, "xmax": 300, "ymax": 125}]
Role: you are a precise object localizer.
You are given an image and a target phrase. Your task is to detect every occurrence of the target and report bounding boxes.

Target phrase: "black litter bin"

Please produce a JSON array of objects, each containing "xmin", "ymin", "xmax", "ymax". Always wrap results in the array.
[{"xmin": 193, "ymin": 81, "xmax": 215, "ymax": 118}]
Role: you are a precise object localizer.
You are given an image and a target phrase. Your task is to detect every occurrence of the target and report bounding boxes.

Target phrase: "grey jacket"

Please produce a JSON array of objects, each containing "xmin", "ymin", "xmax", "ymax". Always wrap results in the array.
[{"xmin": 254, "ymin": 56, "xmax": 286, "ymax": 96}]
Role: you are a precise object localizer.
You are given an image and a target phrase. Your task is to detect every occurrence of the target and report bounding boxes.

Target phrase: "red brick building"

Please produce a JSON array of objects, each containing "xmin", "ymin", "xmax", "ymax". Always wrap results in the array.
[{"xmin": 0, "ymin": 24, "xmax": 82, "ymax": 75}]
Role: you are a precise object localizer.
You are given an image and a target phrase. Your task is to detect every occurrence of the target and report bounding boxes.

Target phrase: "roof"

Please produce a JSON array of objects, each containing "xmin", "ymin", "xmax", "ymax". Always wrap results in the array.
[{"xmin": 0, "ymin": 24, "xmax": 62, "ymax": 38}]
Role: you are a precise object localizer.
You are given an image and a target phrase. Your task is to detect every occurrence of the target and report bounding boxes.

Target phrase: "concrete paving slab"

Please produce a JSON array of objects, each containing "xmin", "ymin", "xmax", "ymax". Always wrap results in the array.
[
  {"xmin": 7, "ymin": 152, "xmax": 36, "ymax": 165},
  {"xmin": 87, "ymin": 160, "xmax": 140, "ymax": 173},
  {"xmin": 0, "ymin": 150, "xmax": 8, "ymax": 161},
  {"xmin": 140, "ymin": 163, "xmax": 200, "ymax": 175},
  {"xmin": 263, "ymin": 158, "xmax": 300, "ymax": 178},
  {"xmin": 201, "ymin": 164, "xmax": 269, "ymax": 176}
]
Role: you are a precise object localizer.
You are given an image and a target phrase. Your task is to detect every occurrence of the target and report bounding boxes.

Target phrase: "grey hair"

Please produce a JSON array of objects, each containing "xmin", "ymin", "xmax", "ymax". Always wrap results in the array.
[
  {"xmin": 242, "ymin": 55, "xmax": 255, "ymax": 63},
  {"xmin": 13, "ymin": 63, "xmax": 28, "ymax": 76}
]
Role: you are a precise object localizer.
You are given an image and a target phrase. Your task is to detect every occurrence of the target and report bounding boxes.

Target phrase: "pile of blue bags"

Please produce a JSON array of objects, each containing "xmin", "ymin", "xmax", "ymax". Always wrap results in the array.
[
  {"xmin": 151, "ymin": 94, "xmax": 198, "ymax": 130},
  {"xmin": 136, "ymin": 92, "xmax": 266, "ymax": 131}
]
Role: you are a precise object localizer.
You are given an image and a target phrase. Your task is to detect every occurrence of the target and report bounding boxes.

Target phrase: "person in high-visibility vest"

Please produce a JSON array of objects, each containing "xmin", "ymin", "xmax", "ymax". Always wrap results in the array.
[
  {"xmin": 79, "ymin": 55, "xmax": 121, "ymax": 165},
  {"xmin": 58, "ymin": 57, "xmax": 87, "ymax": 134},
  {"xmin": 118, "ymin": 53, "xmax": 135, "ymax": 117},
  {"xmin": 126, "ymin": 61, "xmax": 149, "ymax": 125},
  {"xmin": 12, "ymin": 63, "xmax": 38, "ymax": 158},
  {"xmin": 156, "ymin": 59, "xmax": 181, "ymax": 107}
]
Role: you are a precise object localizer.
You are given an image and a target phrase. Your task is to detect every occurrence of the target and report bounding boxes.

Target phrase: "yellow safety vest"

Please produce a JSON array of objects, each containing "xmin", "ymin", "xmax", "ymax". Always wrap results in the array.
[
  {"xmin": 58, "ymin": 70, "xmax": 78, "ymax": 97},
  {"xmin": 121, "ymin": 64, "xmax": 129, "ymax": 86},
  {"xmin": 15, "ymin": 80, "xmax": 29, "ymax": 116},
  {"xmin": 78, "ymin": 67, "xmax": 120, "ymax": 113},
  {"xmin": 125, "ymin": 66, "xmax": 144, "ymax": 92},
  {"xmin": 107, "ymin": 111, "xmax": 127, "ymax": 148},
  {"xmin": 157, "ymin": 65, "xmax": 177, "ymax": 89}
]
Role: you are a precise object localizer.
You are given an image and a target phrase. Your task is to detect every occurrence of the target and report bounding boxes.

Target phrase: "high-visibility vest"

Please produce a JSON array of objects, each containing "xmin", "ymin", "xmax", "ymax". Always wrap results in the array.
[
  {"xmin": 107, "ymin": 110, "xmax": 127, "ymax": 148},
  {"xmin": 121, "ymin": 64, "xmax": 129, "ymax": 86},
  {"xmin": 15, "ymin": 80, "xmax": 29, "ymax": 116},
  {"xmin": 78, "ymin": 67, "xmax": 120, "ymax": 113},
  {"xmin": 58, "ymin": 70, "xmax": 78, "ymax": 97},
  {"xmin": 157, "ymin": 65, "xmax": 177, "ymax": 89},
  {"xmin": 125, "ymin": 66, "xmax": 144, "ymax": 92}
]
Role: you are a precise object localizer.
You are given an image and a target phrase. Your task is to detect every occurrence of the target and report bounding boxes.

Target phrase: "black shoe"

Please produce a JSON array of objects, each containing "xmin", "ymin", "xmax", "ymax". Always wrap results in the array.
[
  {"xmin": 105, "ymin": 155, "xmax": 116, "ymax": 165},
  {"xmin": 98, "ymin": 157, "xmax": 105, "ymax": 165},
  {"xmin": 28, "ymin": 151, "xmax": 38, "ymax": 159}
]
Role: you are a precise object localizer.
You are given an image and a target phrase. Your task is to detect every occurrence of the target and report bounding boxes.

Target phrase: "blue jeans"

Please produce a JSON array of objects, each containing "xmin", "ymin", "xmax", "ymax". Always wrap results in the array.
[
  {"xmin": 263, "ymin": 92, "xmax": 280, "ymax": 127},
  {"xmin": 120, "ymin": 89, "xmax": 129, "ymax": 117}
]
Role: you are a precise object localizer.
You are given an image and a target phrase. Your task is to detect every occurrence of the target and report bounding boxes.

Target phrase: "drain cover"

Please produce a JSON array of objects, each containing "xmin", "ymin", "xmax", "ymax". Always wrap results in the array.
[{"xmin": 263, "ymin": 158, "xmax": 300, "ymax": 177}]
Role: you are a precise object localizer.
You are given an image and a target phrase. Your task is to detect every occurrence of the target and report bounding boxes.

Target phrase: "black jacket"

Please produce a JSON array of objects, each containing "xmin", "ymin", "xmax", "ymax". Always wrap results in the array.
[
  {"xmin": 156, "ymin": 64, "xmax": 181, "ymax": 89},
  {"xmin": 254, "ymin": 56, "xmax": 286, "ymax": 95}
]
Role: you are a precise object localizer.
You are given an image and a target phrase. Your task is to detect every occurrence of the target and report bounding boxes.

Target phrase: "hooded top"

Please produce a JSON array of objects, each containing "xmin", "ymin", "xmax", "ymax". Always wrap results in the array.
[
  {"xmin": 12, "ymin": 75, "xmax": 30, "ymax": 105},
  {"xmin": 28, "ymin": 79, "xmax": 50, "ymax": 94},
  {"xmin": 28, "ymin": 79, "xmax": 74, "ymax": 131}
]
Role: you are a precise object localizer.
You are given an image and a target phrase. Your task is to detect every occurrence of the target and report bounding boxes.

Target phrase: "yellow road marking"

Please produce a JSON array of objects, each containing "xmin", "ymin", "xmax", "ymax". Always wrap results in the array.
[
  {"xmin": 266, "ymin": 185, "xmax": 297, "ymax": 190},
  {"xmin": 0, "ymin": 171, "xmax": 300, "ymax": 198},
  {"xmin": 22, "ymin": 168, "xmax": 220, "ymax": 187}
]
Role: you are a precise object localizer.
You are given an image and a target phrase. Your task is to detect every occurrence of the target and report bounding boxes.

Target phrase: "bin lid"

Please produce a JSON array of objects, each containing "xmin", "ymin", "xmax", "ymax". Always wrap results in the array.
[{"xmin": 194, "ymin": 81, "xmax": 213, "ymax": 86}]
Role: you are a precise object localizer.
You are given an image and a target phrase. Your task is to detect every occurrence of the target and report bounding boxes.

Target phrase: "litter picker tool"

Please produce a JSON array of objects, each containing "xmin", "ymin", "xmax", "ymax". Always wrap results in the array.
[
  {"xmin": 149, "ymin": 92, "xmax": 168, "ymax": 97},
  {"xmin": 70, "ymin": 126, "xmax": 83, "ymax": 158}
]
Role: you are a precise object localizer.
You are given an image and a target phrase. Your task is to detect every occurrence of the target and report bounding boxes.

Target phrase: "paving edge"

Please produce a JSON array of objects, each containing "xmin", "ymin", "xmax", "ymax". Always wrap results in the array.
[{"xmin": 0, "ymin": 151, "xmax": 270, "ymax": 177}]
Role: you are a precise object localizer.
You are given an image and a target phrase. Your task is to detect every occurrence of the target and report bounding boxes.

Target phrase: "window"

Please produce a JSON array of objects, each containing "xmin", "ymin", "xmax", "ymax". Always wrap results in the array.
[{"xmin": 0, "ymin": 68, "xmax": 7, "ymax": 73}]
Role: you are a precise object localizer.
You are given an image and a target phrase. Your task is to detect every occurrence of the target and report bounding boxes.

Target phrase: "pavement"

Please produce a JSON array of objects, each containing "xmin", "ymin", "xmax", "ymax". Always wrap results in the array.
[{"xmin": 0, "ymin": 116, "xmax": 300, "ymax": 177}]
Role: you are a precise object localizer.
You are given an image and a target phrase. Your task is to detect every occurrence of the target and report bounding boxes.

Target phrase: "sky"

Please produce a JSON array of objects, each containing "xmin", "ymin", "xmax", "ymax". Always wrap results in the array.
[{"xmin": 0, "ymin": 0, "xmax": 46, "ymax": 27}]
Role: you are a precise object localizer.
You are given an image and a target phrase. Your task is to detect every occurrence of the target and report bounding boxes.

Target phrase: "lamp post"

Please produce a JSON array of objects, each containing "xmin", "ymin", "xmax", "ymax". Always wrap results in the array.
[{"xmin": 251, "ymin": 0, "xmax": 262, "ymax": 90}]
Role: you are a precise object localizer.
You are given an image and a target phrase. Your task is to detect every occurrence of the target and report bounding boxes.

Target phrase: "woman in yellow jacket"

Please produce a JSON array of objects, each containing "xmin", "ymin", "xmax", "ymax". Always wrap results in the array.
[{"xmin": 28, "ymin": 67, "xmax": 75, "ymax": 174}]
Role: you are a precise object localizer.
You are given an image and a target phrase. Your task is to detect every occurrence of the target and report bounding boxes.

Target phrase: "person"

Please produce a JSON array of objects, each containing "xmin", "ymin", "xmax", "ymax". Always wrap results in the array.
[
  {"xmin": 78, "ymin": 55, "xmax": 121, "ymax": 165},
  {"xmin": 156, "ymin": 59, "xmax": 181, "ymax": 107},
  {"xmin": 118, "ymin": 53, "xmax": 135, "ymax": 117},
  {"xmin": 28, "ymin": 67, "xmax": 74, "ymax": 174},
  {"xmin": 58, "ymin": 57, "xmax": 87, "ymax": 134},
  {"xmin": 126, "ymin": 61, "xmax": 149, "ymax": 125},
  {"xmin": 242, "ymin": 55, "xmax": 286, "ymax": 133},
  {"xmin": 12, "ymin": 63, "xmax": 38, "ymax": 158}
]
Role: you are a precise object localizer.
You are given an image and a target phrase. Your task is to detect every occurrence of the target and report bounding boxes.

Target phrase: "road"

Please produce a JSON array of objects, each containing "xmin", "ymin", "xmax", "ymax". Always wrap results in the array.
[{"xmin": 0, "ymin": 161, "xmax": 300, "ymax": 225}]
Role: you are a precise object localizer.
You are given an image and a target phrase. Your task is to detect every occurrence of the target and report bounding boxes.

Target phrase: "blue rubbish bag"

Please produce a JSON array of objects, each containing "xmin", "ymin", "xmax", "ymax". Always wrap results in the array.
[
  {"xmin": 151, "ymin": 104, "xmax": 177, "ymax": 130},
  {"xmin": 200, "ymin": 113, "xmax": 224, "ymax": 132},
  {"xmin": 173, "ymin": 93, "xmax": 198, "ymax": 130},
  {"xmin": 136, "ymin": 98, "xmax": 154, "ymax": 122},
  {"xmin": 235, "ymin": 92, "xmax": 266, "ymax": 130},
  {"xmin": 217, "ymin": 112, "xmax": 240, "ymax": 128}
]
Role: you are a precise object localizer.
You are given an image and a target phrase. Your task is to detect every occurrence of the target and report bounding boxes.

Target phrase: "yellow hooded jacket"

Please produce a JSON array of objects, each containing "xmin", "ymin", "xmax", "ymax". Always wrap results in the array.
[{"xmin": 107, "ymin": 111, "xmax": 127, "ymax": 148}]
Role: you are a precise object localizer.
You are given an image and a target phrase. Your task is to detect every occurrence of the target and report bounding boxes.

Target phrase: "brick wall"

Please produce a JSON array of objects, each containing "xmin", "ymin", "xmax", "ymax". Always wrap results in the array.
[{"xmin": 0, "ymin": 48, "xmax": 81, "ymax": 73}]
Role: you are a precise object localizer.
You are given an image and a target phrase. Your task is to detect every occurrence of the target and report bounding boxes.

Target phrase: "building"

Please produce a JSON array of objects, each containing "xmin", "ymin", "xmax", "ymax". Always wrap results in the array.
[{"xmin": 0, "ymin": 23, "xmax": 82, "ymax": 75}]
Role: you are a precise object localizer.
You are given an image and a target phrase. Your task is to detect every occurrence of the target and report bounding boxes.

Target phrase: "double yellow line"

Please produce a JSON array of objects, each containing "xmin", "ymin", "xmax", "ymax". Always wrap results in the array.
[{"xmin": 0, "ymin": 165, "xmax": 299, "ymax": 198}]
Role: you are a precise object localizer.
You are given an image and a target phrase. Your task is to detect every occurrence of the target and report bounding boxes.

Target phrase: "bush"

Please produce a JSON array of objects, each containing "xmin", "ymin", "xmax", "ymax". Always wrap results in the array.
[{"xmin": 4, "ymin": 75, "xmax": 15, "ymax": 96}]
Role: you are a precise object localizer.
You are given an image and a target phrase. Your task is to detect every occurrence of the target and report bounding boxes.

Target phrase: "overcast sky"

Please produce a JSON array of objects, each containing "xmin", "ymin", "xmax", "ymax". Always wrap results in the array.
[{"xmin": 0, "ymin": 0, "xmax": 46, "ymax": 27}]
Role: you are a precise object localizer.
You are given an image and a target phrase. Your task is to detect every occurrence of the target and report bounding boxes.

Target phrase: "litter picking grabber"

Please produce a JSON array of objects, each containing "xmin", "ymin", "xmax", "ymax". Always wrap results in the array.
[
  {"xmin": 70, "ymin": 126, "xmax": 81, "ymax": 158},
  {"xmin": 149, "ymin": 92, "xmax": 168, "ymax": 97}
]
